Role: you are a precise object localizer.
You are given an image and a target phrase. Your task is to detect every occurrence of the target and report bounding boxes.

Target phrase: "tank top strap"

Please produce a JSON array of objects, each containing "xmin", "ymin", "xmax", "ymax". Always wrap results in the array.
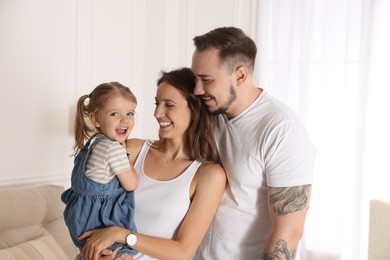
[{"xmin": 134, "ymin": 140, "xmax": 151, "ymax": 170}]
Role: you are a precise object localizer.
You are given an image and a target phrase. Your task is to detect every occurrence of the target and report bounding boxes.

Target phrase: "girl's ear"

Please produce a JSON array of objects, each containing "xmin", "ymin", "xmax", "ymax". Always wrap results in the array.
[
  {"xmin": 90, "ymin": 112, "xmax": 100, "ymax": 128},
  {"xmin": 235, "ymin": 66, "xmax": 248, "ymax": 86}
]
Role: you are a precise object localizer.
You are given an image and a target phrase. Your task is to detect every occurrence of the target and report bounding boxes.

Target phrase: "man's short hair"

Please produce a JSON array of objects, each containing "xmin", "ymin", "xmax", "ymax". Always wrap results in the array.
[{"xmin": 193, "ymin": 26, "xmax": 257, "ymax": 73}]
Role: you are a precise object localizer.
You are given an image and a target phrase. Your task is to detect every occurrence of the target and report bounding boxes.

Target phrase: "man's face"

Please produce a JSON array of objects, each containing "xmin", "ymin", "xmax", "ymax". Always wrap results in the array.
[{"xmin": 191, "ymin": 48, "xmax": 237, "ymax": 116}]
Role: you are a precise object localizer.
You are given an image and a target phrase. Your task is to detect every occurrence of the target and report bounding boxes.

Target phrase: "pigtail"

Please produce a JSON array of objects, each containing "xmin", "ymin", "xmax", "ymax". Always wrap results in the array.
[{"xmin": 72, "ymin": 95, "xmax": 94, "ymax": 155}]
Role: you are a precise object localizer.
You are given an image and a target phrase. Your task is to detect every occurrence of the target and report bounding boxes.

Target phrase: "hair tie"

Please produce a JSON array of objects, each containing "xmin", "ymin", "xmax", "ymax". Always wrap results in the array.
[{"xmin": 84, "ymin": 95, "xmax": 90, "ymax": 106}]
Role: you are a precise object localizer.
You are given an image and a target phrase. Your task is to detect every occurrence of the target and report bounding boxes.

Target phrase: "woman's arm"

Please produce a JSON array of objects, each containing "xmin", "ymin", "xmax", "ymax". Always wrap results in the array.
[
  {"xmin": 80, "ymin": 162, "xmax": 226, "ymax": 260},
  {"xmin": 133, "ymin": 163, "xmax": 226, "ymax": 259}
]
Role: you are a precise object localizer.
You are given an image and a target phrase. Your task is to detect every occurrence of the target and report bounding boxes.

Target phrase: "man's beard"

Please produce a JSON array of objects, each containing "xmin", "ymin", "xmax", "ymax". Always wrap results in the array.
[{"xmin": 208, "ymin": 84, "xmax": 236, "ymax": 116}]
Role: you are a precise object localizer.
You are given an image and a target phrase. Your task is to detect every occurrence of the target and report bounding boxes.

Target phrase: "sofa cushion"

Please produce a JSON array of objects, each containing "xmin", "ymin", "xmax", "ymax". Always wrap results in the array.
[
  {"xmin": 0, "ymin": 235, "xmax": 68, "ymax": 260},
  {"xmin": 0, "ymin": 185, "xmax": 78, "ymax": 259}
]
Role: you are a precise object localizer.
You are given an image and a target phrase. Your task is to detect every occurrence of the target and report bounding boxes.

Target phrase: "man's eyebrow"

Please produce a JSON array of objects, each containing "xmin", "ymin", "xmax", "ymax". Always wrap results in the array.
[{"xmin": 196, "ymin": 74, "xmax": 210, "ymax": 78}]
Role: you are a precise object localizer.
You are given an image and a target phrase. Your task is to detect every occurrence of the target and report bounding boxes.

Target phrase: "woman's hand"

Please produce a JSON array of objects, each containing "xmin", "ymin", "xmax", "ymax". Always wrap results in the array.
[
  {"xmin": 84, "ymin": 247, "xmax": 133, "ymax": 260},
  {"xmin": 78, "ymin": 226, "xmax": 126, "ymax": 260}
]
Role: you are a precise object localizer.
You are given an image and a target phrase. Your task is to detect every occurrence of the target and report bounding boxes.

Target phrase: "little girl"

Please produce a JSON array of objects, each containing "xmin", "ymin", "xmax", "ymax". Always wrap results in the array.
[{"xmin": 61, "ymin": 82, "xmax": 138, "ymax": 259}]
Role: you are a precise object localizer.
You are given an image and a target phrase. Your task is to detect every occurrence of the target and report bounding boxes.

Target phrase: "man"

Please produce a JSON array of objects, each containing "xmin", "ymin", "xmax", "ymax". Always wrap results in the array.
[{"xmin": 191, "ymin": 26, "xmax": 316, "ymax": 259}]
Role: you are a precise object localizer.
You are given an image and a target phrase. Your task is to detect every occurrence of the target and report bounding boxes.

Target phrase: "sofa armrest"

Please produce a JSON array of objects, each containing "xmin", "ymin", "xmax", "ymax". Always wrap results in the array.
[{"xmin": 0, "ymin": 185, "xmax": 78, "ymax": 259}]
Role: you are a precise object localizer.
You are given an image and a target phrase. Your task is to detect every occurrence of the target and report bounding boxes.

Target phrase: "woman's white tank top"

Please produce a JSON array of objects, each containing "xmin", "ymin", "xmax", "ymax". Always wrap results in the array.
[{"xmin": 133, "ymin": 140, "xmax": 201, "ymax": 259}]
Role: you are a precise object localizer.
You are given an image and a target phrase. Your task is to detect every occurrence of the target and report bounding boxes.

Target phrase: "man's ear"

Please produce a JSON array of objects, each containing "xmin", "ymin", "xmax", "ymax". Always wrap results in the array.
[
  {"xmin": 235, "ymin": 66, "xmax": 248, "ymax": 85},
  {"xmin": 90, "ymin": 112, "xmax": 100, "ymax": 128}
]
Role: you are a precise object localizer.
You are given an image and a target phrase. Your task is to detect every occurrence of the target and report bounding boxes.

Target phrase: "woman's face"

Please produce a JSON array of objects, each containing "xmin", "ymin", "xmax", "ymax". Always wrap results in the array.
[{"xmin": 154, "ymin": 82, "xmax": 191, "ymax": 140}]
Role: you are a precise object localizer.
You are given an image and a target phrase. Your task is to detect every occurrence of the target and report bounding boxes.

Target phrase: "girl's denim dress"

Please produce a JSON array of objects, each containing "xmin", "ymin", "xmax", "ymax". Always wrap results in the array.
[{"xmin": 61, "ymin": 136, "xmax": 137, "ymax": 257}]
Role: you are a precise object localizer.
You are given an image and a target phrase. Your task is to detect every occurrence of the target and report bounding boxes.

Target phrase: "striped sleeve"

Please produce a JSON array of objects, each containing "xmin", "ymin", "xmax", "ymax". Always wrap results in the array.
[{"xmin": 106, "ymin": 141, "xmax": 131, "ymax": 175}]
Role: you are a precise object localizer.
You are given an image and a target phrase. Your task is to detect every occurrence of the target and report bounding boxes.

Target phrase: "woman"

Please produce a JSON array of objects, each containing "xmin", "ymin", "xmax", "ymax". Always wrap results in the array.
[{"xmin": 79, "ymin": 67, "xmax": 226, "ymax": 260}]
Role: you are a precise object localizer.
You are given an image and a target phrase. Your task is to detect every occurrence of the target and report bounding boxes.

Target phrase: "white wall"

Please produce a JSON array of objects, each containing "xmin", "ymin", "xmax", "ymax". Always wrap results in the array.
[{"xmin": 0, "ymin": 0, "xmax": 258, "ymax": 188}]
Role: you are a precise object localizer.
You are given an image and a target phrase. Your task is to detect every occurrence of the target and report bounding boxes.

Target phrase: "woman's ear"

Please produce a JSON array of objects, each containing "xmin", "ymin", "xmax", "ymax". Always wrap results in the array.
[
  {"xmin": 235, "ymin": 66, "xmax": 248, "ymax": 85},
  {"xmin": 90, "ymin": 112, "xmax": 100, "ymax": 128}
]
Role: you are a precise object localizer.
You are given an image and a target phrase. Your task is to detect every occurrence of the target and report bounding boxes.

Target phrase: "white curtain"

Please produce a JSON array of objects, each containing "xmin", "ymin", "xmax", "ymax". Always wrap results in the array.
[{"xmin": 256, "ymin": 0, "xmax": 390, "ymax": 259}]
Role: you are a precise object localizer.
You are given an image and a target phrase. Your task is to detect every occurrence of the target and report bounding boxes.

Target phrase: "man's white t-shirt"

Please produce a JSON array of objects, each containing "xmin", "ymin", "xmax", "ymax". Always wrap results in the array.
[{"xmin": 194, "ymin": 90, "xmax": 316, "ymax": 259}]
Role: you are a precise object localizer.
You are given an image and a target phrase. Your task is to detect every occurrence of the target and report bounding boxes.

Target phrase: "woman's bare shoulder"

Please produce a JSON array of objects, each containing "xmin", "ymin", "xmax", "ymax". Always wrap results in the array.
[
  {"xmin": 196, "ymin": 162, "xmax": 226, "ymax": 183},
  {"xmin": 126, "ymin": 138, "xmax": 146, "ymax": 163},
  {"xmin": 126, "ymin": 138, "xmax": 145, "ymax": 148},
  {"xmin": 192, "ymin": 161, "xmax": 226, "ymax": 198}
]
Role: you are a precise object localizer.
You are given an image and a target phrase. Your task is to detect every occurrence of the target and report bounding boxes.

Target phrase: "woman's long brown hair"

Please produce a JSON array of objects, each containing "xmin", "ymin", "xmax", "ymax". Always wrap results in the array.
[{"xmin": 155, "ymin": 67, "xmax": 220, "ymax": 164}]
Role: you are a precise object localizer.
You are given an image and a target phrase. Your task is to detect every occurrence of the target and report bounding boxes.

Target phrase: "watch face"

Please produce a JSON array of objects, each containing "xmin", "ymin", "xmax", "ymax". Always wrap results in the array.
[{"xmin": 126, "ymin": 233, "xmax": 137, "ymax": 246}]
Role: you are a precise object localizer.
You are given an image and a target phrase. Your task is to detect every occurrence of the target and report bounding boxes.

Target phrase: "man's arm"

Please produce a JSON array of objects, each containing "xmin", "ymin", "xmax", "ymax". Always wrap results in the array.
[{"xmin": 264, "ymin": 184, "xmax": 311, "ymax": 259}]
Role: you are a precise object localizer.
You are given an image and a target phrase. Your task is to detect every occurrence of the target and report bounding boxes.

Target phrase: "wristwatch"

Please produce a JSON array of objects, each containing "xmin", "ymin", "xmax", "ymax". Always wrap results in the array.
[{"xmin": 126, "ymin": 231, "xmax": 138, "ymax": 248}]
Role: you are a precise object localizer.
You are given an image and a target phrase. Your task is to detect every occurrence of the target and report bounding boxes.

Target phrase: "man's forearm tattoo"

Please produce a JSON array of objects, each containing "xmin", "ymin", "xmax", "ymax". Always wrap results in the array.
[
  {"xmin": 269, "ymin": 185, "xmax": 311, "ymax": 216},
  {"xmin": 264, "ymin": 239, "xmax": 296, "ymax": 260}
]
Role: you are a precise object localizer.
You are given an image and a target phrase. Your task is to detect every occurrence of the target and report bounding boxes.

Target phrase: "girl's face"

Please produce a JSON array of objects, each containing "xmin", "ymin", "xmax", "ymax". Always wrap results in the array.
[
  {"xmin": 154, "ymin": 82, "xmax": 191, "ymax": 140},
  {"xmin": 90, "ymin": 95, "xmax": 136, "ymax": 144}
]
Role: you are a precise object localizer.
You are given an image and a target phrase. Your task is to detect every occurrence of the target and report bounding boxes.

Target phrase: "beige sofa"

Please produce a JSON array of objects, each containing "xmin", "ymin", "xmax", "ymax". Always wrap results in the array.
[
  {"xmin": 0, "ymin": 185, "xmax": 78, "ymax": 260},
  {"xmin": 368, "ymin": 199, "xmax": 390, "ymax": 260}
]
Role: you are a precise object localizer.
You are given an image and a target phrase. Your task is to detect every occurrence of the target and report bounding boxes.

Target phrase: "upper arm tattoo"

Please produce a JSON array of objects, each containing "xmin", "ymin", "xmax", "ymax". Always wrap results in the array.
[{"xmin": 269, "ymin": 185, "xmax": 311, "ymax": 216}]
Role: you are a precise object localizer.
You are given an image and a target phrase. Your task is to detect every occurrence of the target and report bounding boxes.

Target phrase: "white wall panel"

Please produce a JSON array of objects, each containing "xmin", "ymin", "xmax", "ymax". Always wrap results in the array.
[
  {"xmin": 0, "ymin": 0, "xmax": 257, "ymax": 187},
  {"xmin": 0, "ymin": 0, "xmax": 77, "ymax": 187}
]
